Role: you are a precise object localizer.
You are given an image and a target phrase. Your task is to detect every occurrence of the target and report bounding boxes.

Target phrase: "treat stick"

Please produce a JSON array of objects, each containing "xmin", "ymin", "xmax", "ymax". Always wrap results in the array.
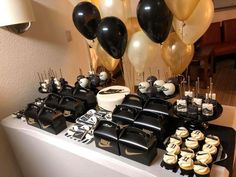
[
  {"xmin": 37, "ymin": 72, "xmax": 42, "ymax": 82},
  {"xmin": 197, "ymin": 77, "xmax": 200, "ymax": 96},
  {"xmin": 179, "ymin": 84, "xmax": 182, "ymax": 98},
  {"xmin": 41, "ymin": 73, "xmax": 44, "ymax": 81},
  {"xmin": 195, "ymin": 81, "xmax": 198, "ymax": 97},
  {"xmin": 142, "ymin": 72, "xmax": 145, "ymax": 82},
  {"xmin": 188, "ymin": 75, "xmax": 190, "ymax": 91},
  {"xmin": 79, "ymin": 68, "xmax": 83, "ymax": 75},
  {"xmin": 60, "ymin": 68, "xmax": 63, "ymax": 78},
  {"xmin": 54, "ymin": 71, "xmax": 57, "ymax": 78},
  {"xmin": 157, "ymin": 69, "xmax": 160, "ymax": 79},
  {"xmin": 209, "ymin": 77, "xmax": 213, "ymax": 94},
  {"xmin": 164, "ymin": 72, "xmax": 168, "ymax": 81}
]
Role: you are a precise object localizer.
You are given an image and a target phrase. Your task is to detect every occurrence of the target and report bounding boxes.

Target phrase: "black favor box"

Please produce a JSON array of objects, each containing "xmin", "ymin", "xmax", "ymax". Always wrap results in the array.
[
  {"xmin": 59, "ymin": 96, "xmax": 85, "ymax": 122},
  {"xmin": 133, "ymin": 111, "xmax": 169, "ymax": 149},
  {"xmin": 119, "ymin": 126, "xmax": 157, "ymax": 165},
  {"xmin": 24, "ymin": 103, "xmax": 42, "ymax": 128},
  {"xmin": 112, "ymin": 105, "xmax": 137, "ymax": 125},
  {"xmin": 38, "ymin": 107, "xmax": 67, "ymax": 134},
  {"xmin": 121, "ymin": 94, "xmax": 144, "ymax": 110},
  {"xmin": 60, "ymin": 85, "xmax": 74, "ymax": 97},
  {"xmin": 73, "ymin": 87, "xmax": 97, "ymax": 109},
  {"xmin": 44, "ymin": 93, "xmax": 61, "ymax": 109},
  {"xmin": 94, "ymin": 120, "xmax": 120, "ymax": 155},
  {"xmin": 143, "ymin": 98, "xmax": 172, "ymax": 115}
]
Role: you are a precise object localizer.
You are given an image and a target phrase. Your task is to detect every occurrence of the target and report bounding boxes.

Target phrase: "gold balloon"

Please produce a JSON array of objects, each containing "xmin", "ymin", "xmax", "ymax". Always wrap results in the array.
[
  {"xmin": 161, "ymin": 32, "xmax": 194, "ymax": 76},
  {"xmin": 128, "ymin": 31, "xmax": 159, "ymax": 73},
  {"xmin": 96, "ymin": 43, "xmax": 120, "ymax": 72},
  {"xmin": 91, "ymin": 0, "xmax": 127, "ymax": 22},
  {"xmin": 125, "ymin": 17, "xmax": 142, "ymax": 40},
  {"xmin": 172, "ymin": 0, "xmax": 214, "ymax": 44},
  {"xmin": 165, "ymin": 0, "xmax": 199, "ymax": 21}
]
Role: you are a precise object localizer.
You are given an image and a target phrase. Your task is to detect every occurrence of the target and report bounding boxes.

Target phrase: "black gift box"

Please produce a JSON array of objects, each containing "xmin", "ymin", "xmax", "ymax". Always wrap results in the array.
[
  {"xmin": 133, "ymin": 111, "xmax": 169, "ymax": 149},
  {"xmin": 143, "ymin": 98, "xmax": 172, "ymax": 115},
  {"xmin": 121, "ymin": 94, "xmax": 144, "ymax": 110},
  {"xmin": 73, "ymin": 87, "xmax": 97, "ymax": 109},
  {"xmin": 44, "ymin": 93, "xmax": 61, "ymax": 109},
  {"xmin": 112, "ymin": 105, "xmax": 137, "ymax": 125},
  {"xmin": 60, "ymin": 85, "xmax": 74, "ymax": 97},
  {"xmin": 59, "ymin": 96, "xmax": 86, "ymax": 122},
  {"xmin": 24, "ymin": 103, "xmax": 42, "ymax": 128},
  {"xmin": 119, "ymin": 126, "xmax": 157, "ymax": 165},
  {"xmin": 38, "ymin": 107, "xmax": 67, "ymax": 134},
  {"xmin": 94, "ymin": 120, "xmax": 120, "ymax": 155}
]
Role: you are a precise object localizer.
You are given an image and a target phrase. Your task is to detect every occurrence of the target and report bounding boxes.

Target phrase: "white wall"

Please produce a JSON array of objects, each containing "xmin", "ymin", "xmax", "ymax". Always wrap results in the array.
[{"xmin": 0, "ymin": 0, "xmax": 90, "ymax": 177}]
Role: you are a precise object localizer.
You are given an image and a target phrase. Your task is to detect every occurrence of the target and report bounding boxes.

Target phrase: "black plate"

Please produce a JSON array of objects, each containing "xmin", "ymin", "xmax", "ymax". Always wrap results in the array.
[
  {"xmin": 173, "ymin": 102, "xmax": 223, "ymax": 123},
  {"xmin": 137, "ymin": 86, "xmax": 179, "ymax": 101}
]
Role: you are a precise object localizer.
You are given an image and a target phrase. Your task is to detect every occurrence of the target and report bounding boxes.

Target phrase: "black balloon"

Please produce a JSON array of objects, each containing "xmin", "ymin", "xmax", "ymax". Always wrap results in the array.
[
  {"xmin": 73, "ymin": 2, "xmax": 101, "ymax": 40},
  {"xmin": 137, "ymin": 0, "xmax": 173, "ymax": 43},
  {"xmin": 97, "ymin": 17, "xmax": 128, "ymax": 59}
]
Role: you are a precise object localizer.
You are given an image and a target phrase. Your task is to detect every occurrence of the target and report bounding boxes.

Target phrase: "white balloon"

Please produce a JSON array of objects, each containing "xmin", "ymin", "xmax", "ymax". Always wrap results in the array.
[
  {"xmin": 128, "ymin": 31, "xmax": 159, "ymax": 73},
  {"xmin": 96, "ymin": 0, "xmax": 127, "ymax": 22},
  {"xmin": 154, "ymin": 80, "xmax": 165, "ymax": 92},
  {"xmin": 162, "ymin": 83, "xmax": 176, "ymax": 96},
  {"xmin": 138, "ymin": 82, "xmax": 150, "ymax": 93}
]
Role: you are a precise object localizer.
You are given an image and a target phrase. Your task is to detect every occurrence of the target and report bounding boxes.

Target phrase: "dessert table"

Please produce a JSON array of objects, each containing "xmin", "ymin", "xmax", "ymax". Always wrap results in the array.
[{"xmin": 1, "ymin": 110, "xmax": 235, "ymax": 177}]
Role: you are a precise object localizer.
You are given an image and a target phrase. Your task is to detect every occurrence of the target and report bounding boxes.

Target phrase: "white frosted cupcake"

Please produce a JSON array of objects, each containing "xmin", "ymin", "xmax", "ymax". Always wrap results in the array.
[
  {"xmin": 180, "ymin": 147, "xmax": 195, "ymax": 159},
  {"xmin": 205, "ymin": 135, "xmax": 220, "ymax": 147},
  {"xmin": 161, "ymin": 152, "xmax": 178, "ymax": 172},
  {"xmin": 202, "ymin": 143, "xmax": 218, "ymax": 160},
  {"xmin": 191, "ymin": 130, "xmax": 205, "ymax": 144},
  {"xmin": 178, "ymin": 156, "xmax": 194, "ymax": 176},
  {"xmin": 166, "ymin": 143, "xmax": 180, "ymax": 155},
  {"xmin": 185, "ymin": 137, "xmax": 199, "ymax": 152},
  {"xmin": 176, "ymin": 127, "xmax": 189, "ymax": 140},
  {"xmin": 169, "ymin": 135, "xmax": 182, "ymax": 146},
  {"xmin": 196, "ymin": 151, "xmax": 213, "ymax": 165},
  {"xmin": 194, "ymin": 161, "xmax": 210, "ymax": 177}
]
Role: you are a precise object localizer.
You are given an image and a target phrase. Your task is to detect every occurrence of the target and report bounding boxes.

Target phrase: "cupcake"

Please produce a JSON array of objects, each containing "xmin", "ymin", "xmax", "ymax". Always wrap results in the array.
[
  {"xmin": 169, "ymin": 135, "xmax": 182, "ymax": 146},
  {"xmin": 196, "ymin": 151, "xmax": 212, "ymax": 165},
  {"xmin": 191, "ymin": 130, "xmax": 205, "ymax": 145},
  {"xmin": 180, "ymin": 147, "xmax": 195, "ymax": 159},
  {"xmin": 166, "ymin": 143, "xmax": 180, "ymax": 155},
  {"xmin": 202, "ymin": 143, "xmax": 218, "ymax": 160},
  {"xmin": 205, "ymin": 135, "xmax": 220, "ymax": 147},
  {"xmin": 160, "ymin": 152, "xmax": 178, "ymax": 172},
  {"xmin": 194, "ymin": 161, "xmax": 211, "ymax": 177},
  {"xmin": 185, "ymin": 137, "xmax": 199, "ymax": 152},
  {"xmin": 176, "ymin": 127, "xmax": 189, "ymax": 140},
  {"xmin": 178, "ymin": 156, "xmax": 194, "ymax": 176}
]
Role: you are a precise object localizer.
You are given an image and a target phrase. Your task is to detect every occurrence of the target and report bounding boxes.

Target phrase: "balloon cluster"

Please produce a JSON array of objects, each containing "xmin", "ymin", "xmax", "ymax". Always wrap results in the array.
[
  {"xmin": 72, "ymin": 0, "xmax": 214, "ymax": 77},
  {"xmin": 73, "ymin": 1, "xmax": 127, "ymax": 60},
  {"xmin": 138, "ymin": 75, "xmax": 176, "ymax": 96}
]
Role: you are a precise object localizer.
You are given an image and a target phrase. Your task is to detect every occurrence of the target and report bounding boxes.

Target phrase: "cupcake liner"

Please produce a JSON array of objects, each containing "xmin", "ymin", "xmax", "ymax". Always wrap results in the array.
[
  {"xmin": 160, "ymin": 161, "xmax": 178, "ymax": 173},
  {"xmin": 180, "ymin": 168, "xmax": 194, "ymax": 177},
  {"xmin": 195, "ymin": 173, "xmax": 210, "ymax": 177}
]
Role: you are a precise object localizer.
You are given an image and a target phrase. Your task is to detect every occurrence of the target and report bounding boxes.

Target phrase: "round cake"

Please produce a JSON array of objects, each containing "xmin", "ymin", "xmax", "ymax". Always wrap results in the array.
[{"xmin": 96, "ymin": 85, "xmax": 130, "ymax": 111}]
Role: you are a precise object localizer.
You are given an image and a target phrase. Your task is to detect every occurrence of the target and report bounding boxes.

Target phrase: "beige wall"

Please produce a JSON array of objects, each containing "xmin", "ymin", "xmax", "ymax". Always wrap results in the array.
[
  {"xmin": 0, "ymin": 0, "xmax": 90, "ymax": 177},
  {"xmin": 213, "ymin": 8, "xmax": 236, "ymax": 22}
]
